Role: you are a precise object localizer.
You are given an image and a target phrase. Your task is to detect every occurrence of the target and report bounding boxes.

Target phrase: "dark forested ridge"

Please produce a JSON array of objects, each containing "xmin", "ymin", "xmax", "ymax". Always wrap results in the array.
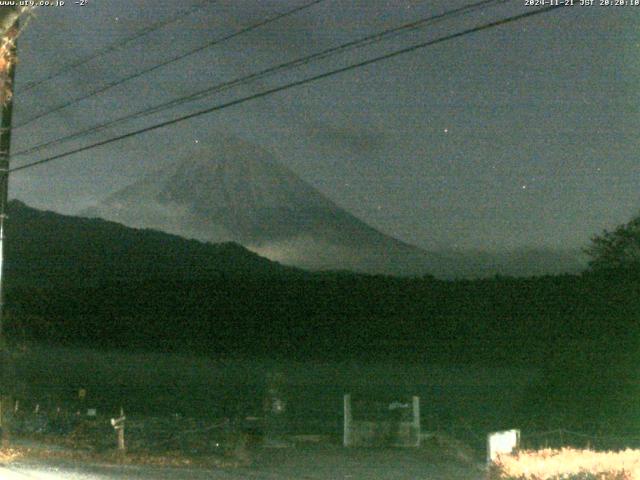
[
  {"xmin": 2, "ymin": 200, "xmax": 637, "ymax": 362},
  {"xmin": 5, "ymin": 200, "xmax": 298, "ymax": 284},
  {"xmin": 3, "ymin": 200, "xmax": 640, "ymax": 430}
]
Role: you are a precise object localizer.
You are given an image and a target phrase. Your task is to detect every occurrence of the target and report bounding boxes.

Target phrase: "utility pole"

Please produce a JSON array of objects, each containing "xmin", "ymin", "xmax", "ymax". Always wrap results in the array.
[
  {"xmin": 0, "ymin": 8, "xmax": 20, "ymax": 344},
  {"xmin": 0, "ymin": 7, "xmax": 19, "ymax": 446}
]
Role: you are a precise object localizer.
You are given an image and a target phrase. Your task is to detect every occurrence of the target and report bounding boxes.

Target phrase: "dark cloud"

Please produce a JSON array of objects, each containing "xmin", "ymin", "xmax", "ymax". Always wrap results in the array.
[{"xmin": 304, "ymin": 121, "xmax": 389, "ymax": 156}]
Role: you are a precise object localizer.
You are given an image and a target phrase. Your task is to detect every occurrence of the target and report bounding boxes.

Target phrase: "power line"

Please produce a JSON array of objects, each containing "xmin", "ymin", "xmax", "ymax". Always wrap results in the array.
[
  {"xmin": 14, "ymin": 0, "xmax": 325, "ymax": 129},
  {"xmin": 13, "ymin": 0, "xmax": 507, "ymax": 159},
  {"xmin": 19, "ymin": 0, "xmax": 215, "ymax": 94},
  {"xmin": 10, "ymin": 5, "xmax": 565, "ymax": 175}
]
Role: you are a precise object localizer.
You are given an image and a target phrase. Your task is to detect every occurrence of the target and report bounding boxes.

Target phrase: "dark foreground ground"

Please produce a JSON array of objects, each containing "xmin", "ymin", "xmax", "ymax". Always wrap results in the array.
[{"xmin": 1, "ymin": 444, "xmax": 484, "ymax": 479}]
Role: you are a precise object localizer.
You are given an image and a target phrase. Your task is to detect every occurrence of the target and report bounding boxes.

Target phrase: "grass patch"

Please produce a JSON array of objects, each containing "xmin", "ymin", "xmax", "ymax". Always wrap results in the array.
[
  {"xmin": 4, "ymin": 442, "xmax": 246, "ymax": 469},
  {"xmin": 5, "ymin": 416, "xmax": 252, "ymax": 469}
]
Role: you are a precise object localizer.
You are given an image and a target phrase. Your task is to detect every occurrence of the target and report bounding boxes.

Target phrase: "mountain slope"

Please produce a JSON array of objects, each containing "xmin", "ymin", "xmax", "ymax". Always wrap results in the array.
[
  {"xmin": 81, "ymin": 138, "xmax": 587, "ymax": 278},
  {"xmin": 5, "ymin": 199, "xmax": 293, "ymax": 288},
  {"xmin": 83, "ymin": 138, "xmax": 452, "ymax": 277},
  {"xmin": 438, "ymin": 248, "xmax": 587, "ymax": 278}
]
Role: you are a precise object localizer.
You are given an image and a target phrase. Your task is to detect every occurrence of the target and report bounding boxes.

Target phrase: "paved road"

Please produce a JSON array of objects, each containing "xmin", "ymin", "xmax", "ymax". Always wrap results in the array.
[{"xmin": 1, "ymin": 462, "xmax": 238, "ymax": 479}]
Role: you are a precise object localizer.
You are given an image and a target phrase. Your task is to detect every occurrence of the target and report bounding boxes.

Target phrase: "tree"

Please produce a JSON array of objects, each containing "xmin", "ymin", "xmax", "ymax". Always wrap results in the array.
[{"xmin": 585, "ymin": 215, "xmax": 640, "ymax": 271}]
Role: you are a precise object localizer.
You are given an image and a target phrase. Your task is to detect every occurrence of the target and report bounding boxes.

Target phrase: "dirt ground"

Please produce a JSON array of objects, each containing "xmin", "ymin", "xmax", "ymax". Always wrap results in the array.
[
  {"xmin": 241, "ymin": 443, "xmax": 485, "ymax": 480},
  {"xmin": 5, "ymin": 443, "xmax": 485, "ymax": 480}
]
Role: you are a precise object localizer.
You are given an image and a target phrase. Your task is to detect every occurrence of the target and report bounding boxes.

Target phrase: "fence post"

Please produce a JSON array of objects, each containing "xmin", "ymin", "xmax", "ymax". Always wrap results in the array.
[
  {"xmin": 0, "ymin": 397, "xmax": 4, "ymax": 447},
  {"xmin": 117, "ymin": 426, "xmax": 125, "ymax": 452},
  {"xmin": 343, "ymin": 394, "xmax": 352, "ymax": 447},
  {"xmin": 0, "ymin": 395, "xmax": 11, "ymax": 447},
  {"xmin": 111, "ymin": 407, "xmax": 126, "ymax": 456},
  {"xmin": 412, "ymin": 396, "xmax": 420, "ymax": 447}
]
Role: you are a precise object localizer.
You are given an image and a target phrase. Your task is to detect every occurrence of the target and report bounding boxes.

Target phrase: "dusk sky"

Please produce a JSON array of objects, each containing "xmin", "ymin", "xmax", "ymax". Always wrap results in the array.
[{"xmin": 7, "ymin": 0, "xmax": 640, "ymax": 252}]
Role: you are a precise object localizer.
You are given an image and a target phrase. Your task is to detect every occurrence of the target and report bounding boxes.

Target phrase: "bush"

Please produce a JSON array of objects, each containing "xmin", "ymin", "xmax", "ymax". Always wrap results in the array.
[{"xmin": 488, "ymin": 448, "xmax": 639, "ymax": 480}]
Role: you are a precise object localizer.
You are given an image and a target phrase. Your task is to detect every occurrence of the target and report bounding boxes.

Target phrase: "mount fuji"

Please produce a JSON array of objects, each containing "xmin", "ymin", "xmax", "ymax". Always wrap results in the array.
[{"xmin": 82, "ymin": 137, "xmax": 457, "ymax": 277}]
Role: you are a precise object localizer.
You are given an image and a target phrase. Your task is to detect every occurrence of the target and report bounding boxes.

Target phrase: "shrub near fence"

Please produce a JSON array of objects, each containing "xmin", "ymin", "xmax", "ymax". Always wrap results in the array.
[
  {"xmin": 9, "ymin": 405, "xmax": 246, "ymax": 457},
  {"xmin": 521, "ymin": 429, "xmax": 640, "ymax": 452},
  {"xmin": 488, "ymin": 448, "xmax": 640, "ymax": 480},
  {"xmin": 125, "ymin": 415, "xmax": 233, "ymax": 454}
]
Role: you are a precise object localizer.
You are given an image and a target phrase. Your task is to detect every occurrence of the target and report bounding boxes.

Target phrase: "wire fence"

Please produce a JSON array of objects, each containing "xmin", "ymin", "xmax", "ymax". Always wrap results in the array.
[
  {"xmin": 7, "ymin": 405, "xmax": 248, "ymax": 455},
  {"xmin": 6, "ymin": 396, "xmax": 640, "ymax": 456}
]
